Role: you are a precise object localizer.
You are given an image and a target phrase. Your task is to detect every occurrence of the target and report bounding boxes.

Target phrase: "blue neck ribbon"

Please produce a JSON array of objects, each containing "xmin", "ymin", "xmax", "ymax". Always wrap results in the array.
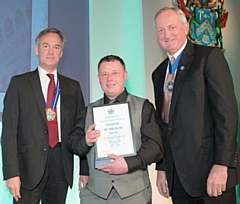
[
  {"xmin": 169, "ymin": 52, "xmax": 183, "ymax": 74},
  {"xmin": 44, "ymin": 79, "xmax": 60, "ymax": 109}
]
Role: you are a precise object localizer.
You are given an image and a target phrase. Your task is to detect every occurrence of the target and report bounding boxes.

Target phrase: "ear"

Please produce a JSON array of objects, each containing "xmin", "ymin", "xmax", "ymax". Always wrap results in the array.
[
  {"xmin": 97, "ymin": 73, "xmax": 100, "ymax": 82},
  {"xmin": 124, "ymin": 71, "xmax": 128, "ymax": 80},
  {"xmin": 60, "ymin": 51, "xmax": 63, "ymax": 58},
  {"xmin": 184, "ymin": 21, "xmax": 190, "ymax": 35},
  {"xmin": 34, "ymin": 45, "xmax": 38, "ymax": 56}
]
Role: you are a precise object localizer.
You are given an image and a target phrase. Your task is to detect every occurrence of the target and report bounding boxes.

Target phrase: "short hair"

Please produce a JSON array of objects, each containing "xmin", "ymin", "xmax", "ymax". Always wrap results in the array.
[
  {"xmin": 98, "ymin": 55, "xmax": 126, "ymax": 71},
  {"xmin": 35, "ymin": 28, "xmax": 66, "ymax": 49},
  {"xmin": 154, "ymin": 7, "xmax": 187, "ymax": 25}
]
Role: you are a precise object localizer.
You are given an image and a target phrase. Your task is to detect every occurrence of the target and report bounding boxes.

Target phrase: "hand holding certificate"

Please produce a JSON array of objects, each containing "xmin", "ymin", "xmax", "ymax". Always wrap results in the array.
[{"xmin": 92, "ymin": 102, "xmax": 136, "ymax": 168}]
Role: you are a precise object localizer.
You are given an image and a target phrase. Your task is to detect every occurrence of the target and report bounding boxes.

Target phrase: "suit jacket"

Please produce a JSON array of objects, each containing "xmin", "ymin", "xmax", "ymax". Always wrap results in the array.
[
  {"xmin": 152, "ymin": 41, "xmax": 239, "ymax": 197},
  {"xmin": 1, "ymin": 69, "xmax": 85, "ymax": 190}
]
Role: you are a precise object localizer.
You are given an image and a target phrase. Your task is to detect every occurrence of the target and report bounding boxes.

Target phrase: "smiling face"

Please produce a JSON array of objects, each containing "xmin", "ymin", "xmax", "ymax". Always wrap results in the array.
[
  {"xmin": 34, "ymin": 32, "xmax": 63, "ymax": 72},
  {"xmin": 155, "ymin": 9, "xmax": 189, "ymax": 55},
  {"xmin": 98, "ymin": 60, "xmax": 127, "ymax": 100}
]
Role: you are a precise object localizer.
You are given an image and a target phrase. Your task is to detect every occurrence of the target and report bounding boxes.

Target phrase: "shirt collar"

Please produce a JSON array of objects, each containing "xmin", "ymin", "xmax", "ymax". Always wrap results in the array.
[
  {"xmin": 38, "ymin": 66, "xmax": 58, "ymax": 79},
  {"xmin": 104, "ymin": 88, "xmax": 128, "ymax": 104}
]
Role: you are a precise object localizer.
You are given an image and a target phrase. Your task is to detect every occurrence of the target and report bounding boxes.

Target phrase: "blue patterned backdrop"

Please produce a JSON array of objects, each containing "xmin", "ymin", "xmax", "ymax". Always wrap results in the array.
[{"xmin": 0, "ymin": 1, "xmax": 89, "ymax": 203}]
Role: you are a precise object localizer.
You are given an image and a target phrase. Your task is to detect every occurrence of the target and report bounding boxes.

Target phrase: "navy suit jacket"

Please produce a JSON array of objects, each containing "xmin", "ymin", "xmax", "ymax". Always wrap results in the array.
[{"xmin": 152, "ymin": 41, "xmax": 239, "ymax": 197}]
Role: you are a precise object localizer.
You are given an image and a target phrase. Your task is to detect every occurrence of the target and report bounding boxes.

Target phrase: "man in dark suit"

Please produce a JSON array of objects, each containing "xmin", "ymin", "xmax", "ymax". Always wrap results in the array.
[
  {"xmin": 152, "ymin": 7, "xmax": 239, "ymax": 204},
  {"xmin": 1, "ymin": 28, "xmax": 85, "ymax": 204}
]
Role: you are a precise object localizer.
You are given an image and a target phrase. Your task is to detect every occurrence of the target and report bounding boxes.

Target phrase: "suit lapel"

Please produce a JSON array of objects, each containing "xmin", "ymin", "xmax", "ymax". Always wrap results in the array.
[
  {"xmin": 153, "ymin": 58, "xmax": 168, "ymax": 121},
  {"xmin": 58, "ymin": 74, "xmax": 68, "ymax": 129},
  {"xmin": 169, "ymin": 41, "xmax": 195, "ymax": 120},
  {"xmin": 158, "ymin": 60, "xmax": 168, "ymax": 110},
  {"xmin": 29, "ymin": 69, "xmax": 47, "ymax": 125}
]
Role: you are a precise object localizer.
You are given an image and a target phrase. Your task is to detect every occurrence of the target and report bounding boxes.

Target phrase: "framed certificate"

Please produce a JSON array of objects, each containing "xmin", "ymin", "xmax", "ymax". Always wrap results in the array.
[{"xmin": 92, "ymin": 102, "xmax": 136, "ymax": 168}]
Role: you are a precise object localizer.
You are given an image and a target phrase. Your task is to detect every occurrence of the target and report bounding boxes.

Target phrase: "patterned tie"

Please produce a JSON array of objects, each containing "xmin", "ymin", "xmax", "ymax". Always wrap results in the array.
[
  {"xmin": 162, "ymin": 57, "xmax": 175, "ymax": 123},
  {"xmin": 47, "ymin": 74, "xmax": 59, "ymax": 148}
]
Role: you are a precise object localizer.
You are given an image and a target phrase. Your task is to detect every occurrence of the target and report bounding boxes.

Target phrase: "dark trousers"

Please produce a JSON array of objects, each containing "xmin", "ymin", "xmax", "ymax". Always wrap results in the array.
[
  {"xmin": 171, "ymin": 169, "xmax": 236, "ymax": 204},
  {"xmin": 14, "ymin": 144, "xmax": 68, "ymax": 204}
]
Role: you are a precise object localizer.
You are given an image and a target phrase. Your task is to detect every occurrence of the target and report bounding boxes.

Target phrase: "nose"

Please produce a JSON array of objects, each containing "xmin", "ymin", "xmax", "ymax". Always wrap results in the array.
[
  {"xmin": 164, "ymin": 29, "xmax": 170, "ymax": 38},
  {"xmin": 48, "ymin": 47, "xmax": 54, "ymax": 54},
  {"xmin": 107, "ymin": 73, "xmax": 113, "ymax": 80}
]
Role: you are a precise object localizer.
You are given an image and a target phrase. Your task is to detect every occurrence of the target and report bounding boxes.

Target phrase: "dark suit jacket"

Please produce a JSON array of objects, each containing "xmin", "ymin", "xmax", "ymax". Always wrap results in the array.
[
  {"xmin": 152, "ymin": 41, "xmax": 239, "ymax": 197},
  {"xmin": 1, "ymin": 69, "xmax": 85, "ymax": 190}
]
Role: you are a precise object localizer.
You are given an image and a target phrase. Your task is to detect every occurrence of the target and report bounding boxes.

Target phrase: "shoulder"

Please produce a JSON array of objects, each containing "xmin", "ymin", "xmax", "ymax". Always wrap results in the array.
[
  {"xmin": 127, "ymin": 94, "xmax": 146, "ymax": 105},
  {"xmin": 58, "ymin": 74, "xmax": 79, "ymax": 83},
  {"xmin": 7, "ymin": 70, "xmax": 38, "ymax": 87},
  {"xmin": 183, "ymin": 41, "xmax": 224, "ymax": 64},
  {"xmin": 152, "ymin": 57, "xmax": 168, "ymax": 78},
  {"xmin": 88, "ymin": 98, "xmax": 103, "ymax": 107},
  {"xmin": 58, "ymin": 74, "xmax": 80, "ymax": 87},
  {"xmin": 128, "ymin": 94, "xmax": 155, "ymax": 109},
  {"xmin": 128, "ymin": 94, "xmax": 145, "ymax": 100},
  {"xmin": 85, "ymin": 98, "xmax": 103, "ymax": 114},
  {"xmin": 11, "ymin": 70, "xmax": 37, "ymax": 79},
  {"xmin": 153, "ymin": 57, "xmax": 168, "ymax": 72},
  {"xmin": 192, "ymin": 42, "xmax": 222, "ymax": 56}
]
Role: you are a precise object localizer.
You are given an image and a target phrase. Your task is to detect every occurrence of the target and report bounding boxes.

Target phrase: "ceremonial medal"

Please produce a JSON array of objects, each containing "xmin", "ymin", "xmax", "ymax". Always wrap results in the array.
[
  {"xmin": 164, "ymin": 80, "xmax": 174, "ymax": 94},
  {"xmin": 44, "ymin": 79, "xmax": 60, "ymax": 122},
  {"xmin": 46, "ymin": 108, "xmax": 56, "ymax": 121},
  {"xmin": 167, "ymin": 81, "xmax": 174, "ymax": 92}
]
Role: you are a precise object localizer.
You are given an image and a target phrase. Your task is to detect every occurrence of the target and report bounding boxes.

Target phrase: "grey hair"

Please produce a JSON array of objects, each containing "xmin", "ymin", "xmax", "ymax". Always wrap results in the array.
[
  {"xmin": 154, "ymin": 7, "xmax": 187, "ymax": 29},
  {"xmin": 35, "ymin": 28, "xmax": 66, "ymax": 49}
]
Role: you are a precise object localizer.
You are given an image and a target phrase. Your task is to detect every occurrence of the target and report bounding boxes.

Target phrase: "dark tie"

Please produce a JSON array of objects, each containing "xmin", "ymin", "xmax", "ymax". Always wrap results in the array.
[
  {"xmin": 163, "ymin": 57, "xmax": 175, "ymax": 123},
  {"xmin": 47, "ymin": 74, "xmax": 59, "ymax": 148},
  {"xmin": 108, "ymin": 99, "xmax": 116, "ymax": 104}
]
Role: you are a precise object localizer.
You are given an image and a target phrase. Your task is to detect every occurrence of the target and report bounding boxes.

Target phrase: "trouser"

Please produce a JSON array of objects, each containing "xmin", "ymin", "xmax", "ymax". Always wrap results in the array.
[
  {"xmin": 171, "ymin": 169, "xmax": 236, "ymax": 204},
  {"xmin": 14, "ymin": 144, "xmax": 68, "ymax": 204}
]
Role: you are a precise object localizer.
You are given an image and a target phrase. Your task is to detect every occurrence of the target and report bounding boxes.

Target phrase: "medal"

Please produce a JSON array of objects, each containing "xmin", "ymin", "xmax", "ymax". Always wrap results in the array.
[
  {"xmin": 164, "ymin": 80, "xmax": 174, "ymax": 94},
  {"xmin": 44, "ymin": 79, "xmax": 60, "ymax": 121},
  {"xmin": 167, "ymin": 81, "xmax": 174, "ymax": 92},
  {"xmin": 46, "ymin": 108, "xmax": 56, "ymax": 121}
]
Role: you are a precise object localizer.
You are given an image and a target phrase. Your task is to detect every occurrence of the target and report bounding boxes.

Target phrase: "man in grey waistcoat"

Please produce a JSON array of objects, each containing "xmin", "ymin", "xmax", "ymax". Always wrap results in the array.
[{"xmin": 67, "ymin": 55, "xmax": 164, "ymax": 204}]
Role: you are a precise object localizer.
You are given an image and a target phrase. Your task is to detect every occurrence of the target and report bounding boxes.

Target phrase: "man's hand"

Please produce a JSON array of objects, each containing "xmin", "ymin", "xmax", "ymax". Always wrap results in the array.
[
  {"xmin": 6, "ymin": 176, "xmax": 21, "ymax": 201},
  {"xmin": 156, "ymin": 170, "xmax": 169, "ymax": 198},
  {"xmin": 78, "ymin": 175, "xmax": 89, "ymax": 190},
  {"xmin": 207, "ymin": 164, "xmax": 228, "ymax": 197},
  {"xmin": 98, "ymin": 154, "xmax": 128, "ymax": 174},
  {"xmin": 85, "ymin": 124, "xmax": 100, "ymax": 146}
]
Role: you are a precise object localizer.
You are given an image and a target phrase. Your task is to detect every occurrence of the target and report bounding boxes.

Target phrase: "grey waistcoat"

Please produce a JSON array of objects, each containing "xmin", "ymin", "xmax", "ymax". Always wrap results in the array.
[{"xmin": 85, "ymin": 94, "xmax": 150, "ymax": 199}]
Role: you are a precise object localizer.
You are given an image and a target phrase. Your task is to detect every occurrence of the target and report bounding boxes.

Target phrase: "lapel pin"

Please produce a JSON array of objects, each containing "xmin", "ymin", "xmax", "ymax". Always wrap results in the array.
[{"xmin": 180, "ymin": 66, "xmax": 185, "ymax": 71}]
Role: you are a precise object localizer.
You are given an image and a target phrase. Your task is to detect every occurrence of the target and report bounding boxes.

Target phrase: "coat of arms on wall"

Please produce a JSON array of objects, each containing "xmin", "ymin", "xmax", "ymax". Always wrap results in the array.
[{"xmin": 176, "ymin": 0, "xmax": 228, "ymax": 50}]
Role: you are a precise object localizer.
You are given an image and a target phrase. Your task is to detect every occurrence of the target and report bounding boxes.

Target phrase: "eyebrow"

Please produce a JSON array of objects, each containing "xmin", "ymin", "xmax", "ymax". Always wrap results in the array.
[{"xmin": 42, "ymin": 42, "xmax": 61, "ymax": 47}]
